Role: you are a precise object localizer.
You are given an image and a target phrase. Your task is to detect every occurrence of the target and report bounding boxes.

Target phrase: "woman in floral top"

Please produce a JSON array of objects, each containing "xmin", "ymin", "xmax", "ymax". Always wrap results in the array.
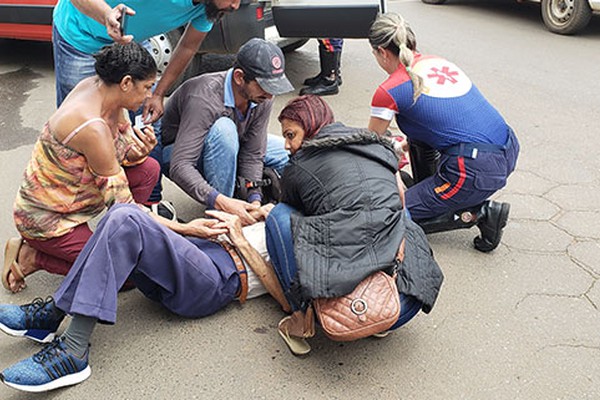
[{"xmin": 3, "ymin": 42, "xmax": 160, "ymax": 292}]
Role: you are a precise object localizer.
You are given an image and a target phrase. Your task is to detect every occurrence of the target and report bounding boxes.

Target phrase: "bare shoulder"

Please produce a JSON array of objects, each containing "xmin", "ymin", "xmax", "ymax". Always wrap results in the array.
[{"xmin": 48, "ymin": 86, "xmax": 109, "ymax": 144}]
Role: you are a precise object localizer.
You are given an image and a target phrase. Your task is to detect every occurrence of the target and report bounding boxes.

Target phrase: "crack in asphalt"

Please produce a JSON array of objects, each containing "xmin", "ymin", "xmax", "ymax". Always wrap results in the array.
[{"xmin": 0, "ymin": 67, "xmax": 42, "ymax": 151}]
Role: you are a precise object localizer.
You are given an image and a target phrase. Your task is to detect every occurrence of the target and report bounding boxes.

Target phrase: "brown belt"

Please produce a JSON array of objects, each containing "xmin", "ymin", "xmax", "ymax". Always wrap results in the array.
[{"xmin": 219, "ymin": 240, "xmax": 248, "ymax": 304}]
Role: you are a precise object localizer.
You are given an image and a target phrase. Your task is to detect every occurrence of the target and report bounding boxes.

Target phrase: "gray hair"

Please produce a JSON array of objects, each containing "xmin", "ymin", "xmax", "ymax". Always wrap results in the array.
[{"xmin": 369, "ymin": 12, "xmax": 423, "ymax": 102}]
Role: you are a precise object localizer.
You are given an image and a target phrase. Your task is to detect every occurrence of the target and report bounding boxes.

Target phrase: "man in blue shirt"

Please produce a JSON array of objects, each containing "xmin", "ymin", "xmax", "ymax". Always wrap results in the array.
[{"xmin": 52, "ymin": 0, "xmax": 240, "ymax": 123}]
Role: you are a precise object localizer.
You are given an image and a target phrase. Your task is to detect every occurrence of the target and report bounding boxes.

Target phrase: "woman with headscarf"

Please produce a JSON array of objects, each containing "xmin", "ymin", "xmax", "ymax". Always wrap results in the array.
[{"xmin": 264, "ymin": 95, "xmax": 444, "ymax": 355}]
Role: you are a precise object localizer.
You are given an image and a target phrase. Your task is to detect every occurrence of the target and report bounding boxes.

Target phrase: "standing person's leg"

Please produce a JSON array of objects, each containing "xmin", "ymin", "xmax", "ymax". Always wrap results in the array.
[
  {"xmin": 200, "ymin": 117, "xmax": 240, "ymax": 198},
  {"xmin": 299, "ymin": 38, "xmax": 342, "ymax": 96},
  {"xmin": 52, "ymin": 25, "xmax": 96, "ymax": 107},
  {"xmin": 134, "ymin": 40, "xmax": 165, "ymax": 205}
]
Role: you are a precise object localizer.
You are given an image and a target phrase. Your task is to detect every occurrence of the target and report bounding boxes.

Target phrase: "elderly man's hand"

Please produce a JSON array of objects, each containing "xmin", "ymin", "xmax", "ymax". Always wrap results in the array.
[{"xmin": 205, "ymin": 210, "xmax": 246, "ymax": 246}]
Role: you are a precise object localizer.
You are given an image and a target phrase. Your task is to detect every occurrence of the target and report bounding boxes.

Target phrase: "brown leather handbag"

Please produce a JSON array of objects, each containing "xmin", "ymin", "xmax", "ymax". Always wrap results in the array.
[
  {"xmin": 313, "ymin": 240, "xmax": 405, "ymax": 342},
  {"xmin": 313, "ymin": 270, "xmax": 400, "ymax": 342}
]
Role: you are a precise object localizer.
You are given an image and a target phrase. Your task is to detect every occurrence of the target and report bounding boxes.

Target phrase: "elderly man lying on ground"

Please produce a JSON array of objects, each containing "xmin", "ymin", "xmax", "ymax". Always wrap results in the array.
[{"xmin": 0, "ymin": 203, "xmax": 289, "ymax": 393}]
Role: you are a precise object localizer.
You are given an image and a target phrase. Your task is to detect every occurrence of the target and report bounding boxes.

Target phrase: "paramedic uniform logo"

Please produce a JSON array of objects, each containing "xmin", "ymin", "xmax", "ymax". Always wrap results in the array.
[{"xmin": 414, "ymin": 58, "xmax": 472, "ymax": 98}]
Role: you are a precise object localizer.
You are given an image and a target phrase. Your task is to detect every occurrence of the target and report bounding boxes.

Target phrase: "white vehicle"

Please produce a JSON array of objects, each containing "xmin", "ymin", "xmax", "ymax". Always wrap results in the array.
[{"xmin": 421, "ymin": 0, "xmax": 600, "ymax": 35}]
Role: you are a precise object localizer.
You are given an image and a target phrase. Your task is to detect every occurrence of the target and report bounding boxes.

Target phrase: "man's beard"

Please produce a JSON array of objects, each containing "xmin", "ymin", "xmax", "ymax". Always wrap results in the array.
[{"xmin": 204, "ymin": 0, "xmax": 230, "ymax": 22}]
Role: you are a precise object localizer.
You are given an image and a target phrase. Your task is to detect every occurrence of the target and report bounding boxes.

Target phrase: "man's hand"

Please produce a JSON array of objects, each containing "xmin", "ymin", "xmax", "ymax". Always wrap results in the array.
[
  {"xmin": 143, "ymin": 93, "xmax": 165, "ymax": 123},
  {"xmin": 249, "ymin": 203, "xmax": 274, "ymax": 221},
  {"xmin": 184, "ymin": 218, "xmax": 228, "ymax": 239},
  {"xmin": 105, "ymin": 4, "xmax": 135, "ymax": 44},
  {"xmin": 214, "ymin": 194, "xmax": 260, "ymax": 226}
]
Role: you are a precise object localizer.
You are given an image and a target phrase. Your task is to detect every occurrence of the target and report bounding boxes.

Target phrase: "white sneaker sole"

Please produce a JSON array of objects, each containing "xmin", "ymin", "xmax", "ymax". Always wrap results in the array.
[
  {"xmin": 3, "ymin": 365, "xmax": 91, "ymax": 392},
  {"xmin": 0, "ymin": 322, "xmax": 55, "ymax": 343}
]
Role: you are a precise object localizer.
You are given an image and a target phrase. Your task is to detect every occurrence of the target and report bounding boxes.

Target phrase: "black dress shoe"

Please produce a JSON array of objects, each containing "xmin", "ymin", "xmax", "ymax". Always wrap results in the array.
[{"xmin": 474, "ymin": 201, "xmax": 510, "ymax": 252}]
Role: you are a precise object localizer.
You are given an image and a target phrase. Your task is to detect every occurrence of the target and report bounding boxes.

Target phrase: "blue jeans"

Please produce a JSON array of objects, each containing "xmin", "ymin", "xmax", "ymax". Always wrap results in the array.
[
  {"xmin": 265, "ymin": 203, "xmax": 301, "ymax": 311},
  {"xmin": 53, "ymin": 24, "xmax": 159, "ymax": 141},
  {"xmin": 265, "ymin": 203, "xmax": 423, "ymax": 329},
  {"xmin": 52, "ymin": 25, "xmax": 96, "ymax": 107},
  {"xmin": 151, "ymin": 116, "xmax": 289, "ymax": 202}
]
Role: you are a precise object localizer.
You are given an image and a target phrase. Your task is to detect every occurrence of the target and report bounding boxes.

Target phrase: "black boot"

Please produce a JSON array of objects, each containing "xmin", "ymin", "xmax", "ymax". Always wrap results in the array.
[
  {"xmin": 417, "ymin": 200, "xmax": 510, "ymax": 253},
  {"xmin": 303, "ymin": 51, "xmax": 342, "ymax": 87},
  {"xmin": 303, "ymin": 46, "xmax": 327, "ymax": 86},
  {"xmin": 299, "ymin": 78, "xmax": 339, "ymax": 96},
  {"xmin": 474, "ymin": 201, "xmax": 510, "ymax": 252},
  {"xmin": 408, "ymin": 140, "xmax": 441, "ymax": 184},
  {"xmin": 299, "ymin": 51, "xmax": 339, "ymax": 96},
  {"xmin": 417, "ymin": 204, "xmax": 482, "ymax": 235}
]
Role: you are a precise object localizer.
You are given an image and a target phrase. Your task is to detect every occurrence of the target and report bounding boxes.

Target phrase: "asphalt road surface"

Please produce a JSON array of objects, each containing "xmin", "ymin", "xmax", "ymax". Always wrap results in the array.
[{"xmin": 0, "ymin": 0, "xmax": 599, "ymax": 399}]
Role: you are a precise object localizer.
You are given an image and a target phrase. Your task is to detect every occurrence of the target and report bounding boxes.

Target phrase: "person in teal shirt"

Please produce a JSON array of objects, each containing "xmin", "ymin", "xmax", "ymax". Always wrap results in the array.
[{"xmin": 52, "ymin": 0, "xmax": 240, "ymax": 123}]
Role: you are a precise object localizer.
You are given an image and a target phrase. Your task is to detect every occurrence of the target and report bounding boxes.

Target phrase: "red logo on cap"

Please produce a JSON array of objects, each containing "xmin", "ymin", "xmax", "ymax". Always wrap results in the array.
[{"xmin": 271, "ymin": 56, "xmax": 283, "ymax": 73}]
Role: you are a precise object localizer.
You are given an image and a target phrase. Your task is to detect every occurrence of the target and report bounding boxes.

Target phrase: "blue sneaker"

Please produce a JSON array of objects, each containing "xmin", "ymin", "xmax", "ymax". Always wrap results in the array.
[
  {"xmin": 0, "ymin": 338, "xmax": 90, "ymax": 392},
  {"xmin": 0, "ymin": 297, "xmax": 65, "ymax": 343}
]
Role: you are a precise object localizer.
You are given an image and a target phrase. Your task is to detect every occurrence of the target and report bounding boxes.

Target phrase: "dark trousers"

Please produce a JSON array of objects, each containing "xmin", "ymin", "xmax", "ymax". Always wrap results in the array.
[
  {"xmin": 406, "ymin": 129, "xmax": 520, "ymax": 221},
  {"xmin": 54, "ymin": 204, "xmax": 240, "ymax": 324}
]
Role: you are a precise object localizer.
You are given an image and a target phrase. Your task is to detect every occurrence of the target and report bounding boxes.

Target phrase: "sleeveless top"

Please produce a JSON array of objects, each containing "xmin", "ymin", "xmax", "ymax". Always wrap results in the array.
[{"xmin": 13, "ymin": 118, "xmax": 135, "ymax": 240}]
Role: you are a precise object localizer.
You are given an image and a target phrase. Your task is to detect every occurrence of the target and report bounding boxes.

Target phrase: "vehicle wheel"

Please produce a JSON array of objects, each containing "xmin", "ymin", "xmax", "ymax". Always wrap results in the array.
[
  {"xmin": 280, "ymin": 38, "xmax": 309, "ymax": 53},
  {"xmin": 147, "ymin": 29, "xmax": 203, "ymax": 95},
  {"xmin": 541, "ymin": 0, "xmax": 592, "ymax": 35},
  {"xmin": 421, "ymin": 0, "xmax": 448, "ymax": 4}
]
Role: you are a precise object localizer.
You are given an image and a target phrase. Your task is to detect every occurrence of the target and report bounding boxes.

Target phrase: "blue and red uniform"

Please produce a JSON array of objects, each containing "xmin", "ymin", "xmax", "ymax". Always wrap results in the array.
[{"xmin": 371, "ymin": 53, "xmax": 519, "ymax": 220}]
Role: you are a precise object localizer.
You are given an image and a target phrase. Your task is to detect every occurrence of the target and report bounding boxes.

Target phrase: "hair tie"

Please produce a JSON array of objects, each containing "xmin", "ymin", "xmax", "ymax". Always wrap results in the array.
[{"xmin": 405, "ymin": 66, "xmax": 412, "ymax": 73}]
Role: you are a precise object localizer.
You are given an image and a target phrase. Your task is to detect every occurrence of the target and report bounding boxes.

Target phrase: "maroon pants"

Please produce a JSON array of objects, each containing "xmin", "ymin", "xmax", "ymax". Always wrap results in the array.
[{"xmin": 25, "ymin": 158, "xmax": 160, "ymax": 276}]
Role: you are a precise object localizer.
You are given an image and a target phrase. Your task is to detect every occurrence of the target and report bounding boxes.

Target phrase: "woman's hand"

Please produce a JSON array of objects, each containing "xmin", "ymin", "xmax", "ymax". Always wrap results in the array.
[{"xmin": 126, "ymin": 125, "xmax": 157, "ymax": 163}]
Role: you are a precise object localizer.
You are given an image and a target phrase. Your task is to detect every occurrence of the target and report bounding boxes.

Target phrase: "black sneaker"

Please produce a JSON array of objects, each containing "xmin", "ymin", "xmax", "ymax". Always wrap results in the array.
[
  {"xmin": 0, "ymin": 297, "xmax": 66, "ymax": 343},
  {"xmin": 474, "ymin": 201, "xmax": 510, "ymax": 252}
]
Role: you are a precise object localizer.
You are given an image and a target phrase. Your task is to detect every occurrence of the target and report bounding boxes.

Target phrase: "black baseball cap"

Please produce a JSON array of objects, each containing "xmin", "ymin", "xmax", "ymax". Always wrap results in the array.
[{"xmin": 236, "ymin": 38, "xmax": 294, "ymax": 95}]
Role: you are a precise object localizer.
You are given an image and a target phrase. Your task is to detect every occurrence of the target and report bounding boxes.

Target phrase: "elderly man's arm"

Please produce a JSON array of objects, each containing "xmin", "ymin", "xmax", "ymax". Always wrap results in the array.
[
  {"xmin": 138, "ymin": 205, "xmax": 228, "ymax": 239},
  {"xmin": 144, "ymin": 25, "xmax": 207, "ymax": 122},
  {"xmin": 207, "ymin": 210, "xmax": 292, "ymax": 312}
]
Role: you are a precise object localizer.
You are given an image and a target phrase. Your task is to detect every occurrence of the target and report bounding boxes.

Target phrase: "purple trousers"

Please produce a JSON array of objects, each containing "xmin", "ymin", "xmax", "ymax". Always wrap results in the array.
[{"xmin": 54, "ymin": 204, "xmax": 240, "ymax": 324}]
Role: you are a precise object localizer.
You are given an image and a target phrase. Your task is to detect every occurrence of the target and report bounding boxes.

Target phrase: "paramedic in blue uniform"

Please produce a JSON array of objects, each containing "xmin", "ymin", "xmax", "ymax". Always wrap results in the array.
[{"xmin": 367, "ymin": 12, "xmax": 520, "ymax": 252}]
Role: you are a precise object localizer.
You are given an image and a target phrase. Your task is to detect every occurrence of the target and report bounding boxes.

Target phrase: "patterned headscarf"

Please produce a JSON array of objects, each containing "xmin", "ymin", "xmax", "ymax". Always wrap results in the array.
[{"xmin": 278, "ymin": 95, "xmax": 335, "ymax": 140}]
